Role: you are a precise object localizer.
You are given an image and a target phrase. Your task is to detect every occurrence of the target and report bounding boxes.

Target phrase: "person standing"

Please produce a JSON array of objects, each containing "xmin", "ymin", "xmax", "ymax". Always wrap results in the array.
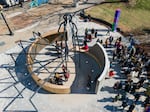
[
  {"xmin": 113, "ymin": 93, "xmax": 121, "ymax": 102},
  {"xmin": 109, "ymin": 70, "xmax": 115, "ymax": 77},
  {"xmin": 91, "ymin": 28, "xmax": 95, "ymax": 34},
  {"xmin": 121, "ymin": 100, "xmax": 128, "ymax": 109},
  {"xmin": 109, "ymin": 35, "xmax": 114, "ymax": 45},
  {"xmin": 95, "ymin": 30, "xmax": 98, "ymax": 38},
  {"xmin": 134, "ymin": 93, "xmax": 140, "ymax": 102},
  {"xmin": 85, "ymin": 28, "xmax": 88, "ymax": 37},
  {"xmin": 106, "ymin": 27, "xmax": 110, "ymax": 36},
  {"xmin": 18, "ymin": 0, "xmax": 23, "ymax": 7},
  {"xmin": 82, "ymin": 40, "xmax": 89, "ymax": 51},
  {"xmin": 88, "ymin": 14, "xmax": 91, "ymax": 21},
  {"xmin": 127, "ymin": 103, "xmax": 135, "ymax": 112},
  {"xmin": 105, "ymin": 38, "xmax": 109, "ymax": 48}
]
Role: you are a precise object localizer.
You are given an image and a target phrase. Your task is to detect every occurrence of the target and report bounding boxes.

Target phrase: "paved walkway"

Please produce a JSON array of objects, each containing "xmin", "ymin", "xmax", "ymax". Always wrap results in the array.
[
  {"xmin": 0, "ymin": 1, "xmax": 146, "ymax": 112},
  {"xmin": 0, "ymin": 15, "xmax": 146, "ymax": 112},
  {"xmin": 0, "ymin": 0, "xmax": 103, "ymax": 52}
]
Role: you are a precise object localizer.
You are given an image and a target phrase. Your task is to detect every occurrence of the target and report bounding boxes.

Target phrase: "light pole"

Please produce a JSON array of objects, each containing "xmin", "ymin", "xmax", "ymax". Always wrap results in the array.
[{"xmin": 0, "ymin": 5, "xmax": 13, "ymax": 36}]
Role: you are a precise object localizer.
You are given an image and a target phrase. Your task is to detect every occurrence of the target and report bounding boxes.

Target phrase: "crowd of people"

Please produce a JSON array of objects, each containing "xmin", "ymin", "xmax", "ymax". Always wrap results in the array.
[
  {"xmin": 53, "ymin": 21, "xmax": 150, "ymax": 111},
  {"xmin": 104, "ymin": 34, "xmax": 150, "ymax": 112},
  {"xmin": 82, "ymin": 28, "xmax": 98, "ymax": 51},
  {"xmin": 50, "ymin": 15, "xmax": 150, "ymax": 111}
]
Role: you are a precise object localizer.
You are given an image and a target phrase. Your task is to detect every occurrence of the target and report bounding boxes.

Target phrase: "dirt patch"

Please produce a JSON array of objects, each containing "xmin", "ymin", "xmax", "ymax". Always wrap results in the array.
[
  {"xmin": 0, "ymin": 4, "xmax": 64, "ymax": 33},
  {"xmin": 10, "ymin": 4, "xmax": 63, "ymax": 29},
  {"xmin": 52, "ymin": 0, "xmax": 73, "ymax": 4},
  {"xmin": 9, "ymin": 13, "xmax": 34, "ymax": 30},
  {"xmin": 0, "ymin": 20, "xmax": 9, "ymax": 34}
]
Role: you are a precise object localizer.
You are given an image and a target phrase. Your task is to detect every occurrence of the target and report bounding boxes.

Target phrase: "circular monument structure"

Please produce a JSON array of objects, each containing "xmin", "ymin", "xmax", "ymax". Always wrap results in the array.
[{"xmin": 26, "ymin": 14, "xmax": 110, "ymax": 94}]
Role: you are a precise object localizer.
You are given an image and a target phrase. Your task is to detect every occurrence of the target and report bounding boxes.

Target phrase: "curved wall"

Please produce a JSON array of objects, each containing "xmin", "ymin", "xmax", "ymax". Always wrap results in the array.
[
  {"xmin": 27, "ymin": 29, "xmax": 110, "ymax": 94},
  {"xmin": 27, "ymin": 30, "xmax": 74, "ymax": 94},
  {"xmin": 88, "ymin": 42, "xmax": 110, "ymax": 94}
]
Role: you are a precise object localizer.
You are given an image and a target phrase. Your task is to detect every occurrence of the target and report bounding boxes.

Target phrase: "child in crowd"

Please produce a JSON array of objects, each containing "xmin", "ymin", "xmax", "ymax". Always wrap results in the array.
[{"xmin": 82, "ymin": 40, "xmax": 89, "ymax": 51}]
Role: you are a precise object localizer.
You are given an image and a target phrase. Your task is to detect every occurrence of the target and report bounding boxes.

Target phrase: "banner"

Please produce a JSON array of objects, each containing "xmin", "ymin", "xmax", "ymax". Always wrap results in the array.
[{"xmin": 112, "ymin": 9, "xmax": 121, "ymax": 32}]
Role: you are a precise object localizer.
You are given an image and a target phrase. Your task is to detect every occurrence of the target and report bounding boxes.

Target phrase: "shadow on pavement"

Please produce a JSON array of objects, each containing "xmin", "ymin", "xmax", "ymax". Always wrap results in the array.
[
  {"xmin": 71, "ymin": 52, "xmax": 101, "ymax": 94},
  {"xmin": 101, "ymin": 86, "xmax": 115, "ymax": 94},
  {"xmin": 104, "ymin": 105, "xmax": 123, "ymax": 112},
  {"xmin": 97, "ymin": 97, "xmax": 113, "ymax": 102},
  {"xmin": 15, "ymin": 48, "xmax": 49, "ymax": 94}
]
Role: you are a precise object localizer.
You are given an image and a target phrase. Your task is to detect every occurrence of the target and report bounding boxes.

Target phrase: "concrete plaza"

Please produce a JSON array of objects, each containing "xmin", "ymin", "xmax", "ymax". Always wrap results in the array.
[{"xmin": 0, "ymin": 1, "xmax": 146, "ymax": 112}]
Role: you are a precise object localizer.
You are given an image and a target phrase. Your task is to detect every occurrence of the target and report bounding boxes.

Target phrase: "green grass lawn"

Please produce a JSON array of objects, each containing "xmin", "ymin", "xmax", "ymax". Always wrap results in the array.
[{"xmin": 86, "ymin": 1, "xmax": 150, "ymax": 34}]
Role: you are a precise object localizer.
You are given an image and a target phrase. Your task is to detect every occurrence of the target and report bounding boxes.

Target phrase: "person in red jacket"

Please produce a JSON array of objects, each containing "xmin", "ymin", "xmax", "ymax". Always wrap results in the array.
[
  {"xmin": 82, "ymin": 40, "xmax": 89, "ymax": 51},
  {"xmin": 109, "ymin": 70, "xmax": 115, "ymax": 77}
]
